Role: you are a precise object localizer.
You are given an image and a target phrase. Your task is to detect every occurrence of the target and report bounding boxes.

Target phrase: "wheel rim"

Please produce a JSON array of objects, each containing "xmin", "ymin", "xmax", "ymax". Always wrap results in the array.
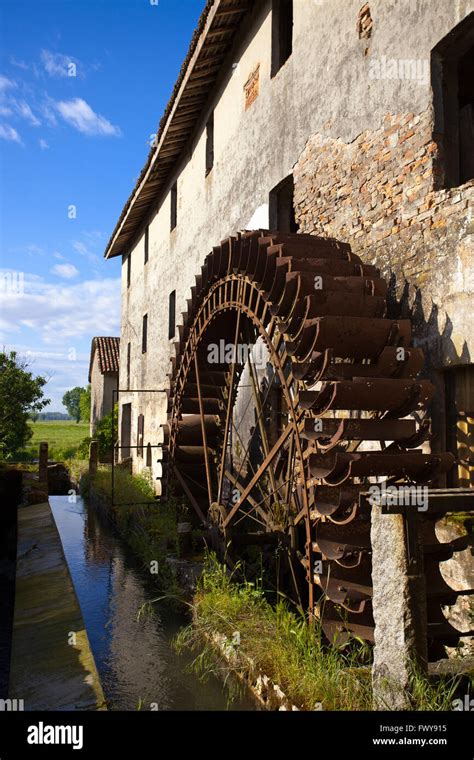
[{"xmin": 162, "ymin": 230, "xmax": 466, "ymax": 656}]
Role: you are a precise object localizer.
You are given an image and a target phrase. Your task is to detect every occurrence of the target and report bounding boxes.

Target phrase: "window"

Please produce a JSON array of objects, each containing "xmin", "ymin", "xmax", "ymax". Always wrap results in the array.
[
  {"xmin": 205, "ymin": 112, "xmax": 214, "ymax": 175},
  {"xmin": 432, "ymin": 14, "xmax": 474, "ymax": 188},
  {"xmin": 269, "ymin": 174, "xmax": 298, "ymax": 232},
  {"xmin": 168, "ymin": 290, "xmax": 176, "ymax": 340},
  {"xmin": 142, "ymin": 314, "xmax": 148, "ymax": 354},
  {"xmin": 126, "ymin": 342, "xmax": 131, "ymax": 389},
  {"xmin": 271, "ymin": 0, "xmax": 293, "ymax": 77},
  {"xmin": 144, "ymin": 226, "xmax": 149, "ymax": 264},
  {"xmin": 146, "ymin": 442, "xmax": 152, "ymax": 467},
  {"xmin": 170, "ymin": 181, "xmax": 177, "ymax": 230},
  {"xmin": 126, "ymin": 253, "xmax": 131, "ymax": 288},
  {"xmin": 137, "ymin": 414, "xmax": 144, "ymax": 458},
  {"xmin": 120, "ymin": 403, "xmax": 132, "ymax": 461}
]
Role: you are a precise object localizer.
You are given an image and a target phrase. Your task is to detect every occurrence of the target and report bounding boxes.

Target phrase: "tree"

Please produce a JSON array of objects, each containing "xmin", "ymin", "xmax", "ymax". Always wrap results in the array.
[
  {"xmin": 79, "ymin": 385, "xmax": 91, "ymax": 423},
  {"xmin": 62, "ymin": 387, "xmax": 85, "ymax": 423},
  {"xmin": 0, "ymin": 350, "xmax": 50, "ymax": 459}
]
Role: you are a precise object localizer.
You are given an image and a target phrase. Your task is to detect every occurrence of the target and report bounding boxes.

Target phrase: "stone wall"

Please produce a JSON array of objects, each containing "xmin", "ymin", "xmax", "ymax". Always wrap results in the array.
[{"xmin": 294, "ymin": 107, "xmax": 474, "ymax": 454}]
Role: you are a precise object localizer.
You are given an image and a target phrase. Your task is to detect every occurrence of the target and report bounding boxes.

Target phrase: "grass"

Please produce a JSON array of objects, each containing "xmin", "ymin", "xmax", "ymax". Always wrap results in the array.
[
  {"xmin": 176, "ymin": 553, "xmax": 461, "ymax": 711},
  {"xmin": 18, "ymin": 420, "xmax": 89, "ymax": 461}
]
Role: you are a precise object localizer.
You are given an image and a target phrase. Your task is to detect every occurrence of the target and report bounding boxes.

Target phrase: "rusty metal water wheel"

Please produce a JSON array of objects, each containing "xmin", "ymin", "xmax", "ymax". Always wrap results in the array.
[{"xmin": 162, "ymin": 230, "xmax": 466, "ymax": 659}]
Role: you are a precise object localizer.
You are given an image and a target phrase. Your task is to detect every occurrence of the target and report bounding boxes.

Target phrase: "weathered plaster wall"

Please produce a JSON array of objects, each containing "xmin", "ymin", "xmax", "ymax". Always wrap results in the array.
[
  {"xmin": 90, "ymin": 355, "xmax": 117, "ymax": 435},
  {"xmin": 90, "ymin": 356, "xmax": 105, "ymax": 436},
  {"xmin": 118, "ymin": 0, "xmax": 474, "ymax": 478}
]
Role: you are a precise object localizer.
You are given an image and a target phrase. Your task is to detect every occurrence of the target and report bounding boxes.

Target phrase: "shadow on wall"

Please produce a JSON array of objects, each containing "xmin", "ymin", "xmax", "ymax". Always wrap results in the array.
[{"xmin": 387, "ymin": 274, "xmax": 472, "ymax": 486}]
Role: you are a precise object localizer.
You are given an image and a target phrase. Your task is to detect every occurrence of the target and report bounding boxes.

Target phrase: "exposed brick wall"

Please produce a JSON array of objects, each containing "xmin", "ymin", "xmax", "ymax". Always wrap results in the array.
[{"xmin": 294, "ymin": 108, "xmax": 474, "ymax": 371}]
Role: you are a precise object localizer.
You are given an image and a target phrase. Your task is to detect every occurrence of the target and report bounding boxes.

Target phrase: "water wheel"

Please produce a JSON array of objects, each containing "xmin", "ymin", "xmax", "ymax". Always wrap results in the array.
[{"xmin": 161, "ymin": 230, "xmax": 470, "ymax": 658}]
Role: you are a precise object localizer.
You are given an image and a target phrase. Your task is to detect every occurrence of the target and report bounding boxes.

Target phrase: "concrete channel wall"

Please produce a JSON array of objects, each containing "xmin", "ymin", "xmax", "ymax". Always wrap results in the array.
[{"xmin": 8, "ymin": 501, "xmax": 106, "ymax": 711}]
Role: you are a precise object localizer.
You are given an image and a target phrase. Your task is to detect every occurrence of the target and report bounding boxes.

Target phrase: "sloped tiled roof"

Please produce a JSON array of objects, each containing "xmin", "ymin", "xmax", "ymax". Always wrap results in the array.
[{"xmin": 89, "ymin": 337, "xmax": 120, "ymax": 381}]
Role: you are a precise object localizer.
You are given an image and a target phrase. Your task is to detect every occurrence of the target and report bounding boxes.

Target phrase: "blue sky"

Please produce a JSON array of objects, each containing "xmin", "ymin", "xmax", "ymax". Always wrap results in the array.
[{"xmin": 0, "ymin": 0, "xmax": 204, "ymax": 410}]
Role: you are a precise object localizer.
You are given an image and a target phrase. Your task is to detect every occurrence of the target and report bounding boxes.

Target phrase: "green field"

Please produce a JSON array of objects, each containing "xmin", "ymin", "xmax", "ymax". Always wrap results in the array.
[{"xmin": 21, "ymin": 420, "xmax": 90, "ymax": 460}]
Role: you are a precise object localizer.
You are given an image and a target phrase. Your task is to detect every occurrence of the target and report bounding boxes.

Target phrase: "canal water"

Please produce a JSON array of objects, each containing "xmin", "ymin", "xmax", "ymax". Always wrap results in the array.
[{"xmin": 49, "ymin": 496, "xmax": 255, "ymax": 711}]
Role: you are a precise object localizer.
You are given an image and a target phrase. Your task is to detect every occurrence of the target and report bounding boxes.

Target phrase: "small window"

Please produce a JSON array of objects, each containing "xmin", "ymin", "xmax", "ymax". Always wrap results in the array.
[
  {"xmin": 205, "ymin": 112, "xmax": 214, "ymax": 175},
  {"xmin": 146, "ymin": 442, "xmax": 152, "ymax": 467},
  {"xmin": 126, "ymin": 253, "xmax": 131, "ymax": 288},
  {"xmin": 142, "ymin": 314, "xmax": 148, "ymax": 354},
  {"xmin": 271, "ymin": 0, "xmax": 293, "ymax": 78},
  {"xmin": 120, "ymin": 403, "xmax": 132, "ymax": 460},
  {"xmin": 144, "ymin": 226, "xmax": 149, "ymax": 264},
  {"xmin": 126, "ymin": 342, "xmax": 131, "ymax": 389},
  {"xmin": 269, "ymin": 174, "xmax": 298, "ymax": 232},
  {"xmin": 137, "ymin": 414, "xmax": 144, "ymax": 458},
  {"xmin": 170, "ymin": 181, "xmax": 177, "ymax": 230},
  {"xmin": 432, "ymin": 14, "xmax": 474, "ymax": 188},
  {"xmin": 168, "ymin": 290, "xmax": 176, "ymax": 340}
]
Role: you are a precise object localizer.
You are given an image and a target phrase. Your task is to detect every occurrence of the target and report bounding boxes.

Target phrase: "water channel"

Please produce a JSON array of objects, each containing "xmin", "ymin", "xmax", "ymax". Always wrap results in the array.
[{"xmin": 49, "ymin": 496, "xmax": 255, "ymax": 711}]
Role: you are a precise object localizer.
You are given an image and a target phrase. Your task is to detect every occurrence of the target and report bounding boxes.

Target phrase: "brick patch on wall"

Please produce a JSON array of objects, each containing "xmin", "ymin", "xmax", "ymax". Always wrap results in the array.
[{"xmin": 294, "ymin": 109, "xmax": 474, "ymax": 367}]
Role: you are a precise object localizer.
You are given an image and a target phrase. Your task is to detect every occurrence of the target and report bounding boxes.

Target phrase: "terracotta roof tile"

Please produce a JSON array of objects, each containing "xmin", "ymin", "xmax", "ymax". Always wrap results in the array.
[{"xmin": 89, "ymin": 337, "xmax": 120, "ymax": 381}]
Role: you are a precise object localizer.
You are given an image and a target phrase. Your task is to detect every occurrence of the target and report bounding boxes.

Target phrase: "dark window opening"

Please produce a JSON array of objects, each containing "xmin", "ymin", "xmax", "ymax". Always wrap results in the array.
[
  {"xmin": 168, "ymin": 290, "xmax": 176, "ymax": 340},
  {"xmin": 205, "ymin": 112, "xmax": 214, "ymax": 175},
  {"xmin": 126, "ymin": 342, "xmax": 131, "ymax": 389},
  {"xmin": 120, "ymin": 403, "xmax": 131, "ymax": 461},
  {"xmin": 137, "ymin": 414, "xmax": 144, "ymax": 458},
  {"xmin": 269, "ymin": 174, "xmax": 298, "ymax": 233},
  {"xmin": 144, "ymin": 226, "xmax": 149, "ymax": 264},
  {"xmin": 126, "ymin": 253, "xmax": 131, "ymax": 288},
  {"xmin": 146, "ymin": 442, "xmax": 152, "ymax": 467},
  {"xmin": 271, "ymin": 0, "xmax": 293, "ymax": 77},
  {"xmin": 445, "ymin": 365, "xmax": 474, "ymax": 488},
  {"xmin": 432, "ymin": 13, "xmax": 474, "ymax": 188},
  {"xmin": 142, "ymin": 314, "xmax": 148, "ymax": 354},
  {"xmin": 170, "ymin": 181, "xmax": 177, "ymax": 230}
]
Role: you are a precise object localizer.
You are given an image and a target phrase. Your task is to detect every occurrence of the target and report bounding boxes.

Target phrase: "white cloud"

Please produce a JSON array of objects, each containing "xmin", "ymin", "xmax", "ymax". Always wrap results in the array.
[
  {"xmin": 72, "ymin": 239, "xmax": 100, "ymax": 264},
  {"xmin": 25, "ymin": 244, "xmax": 44, "ymax": 255},
  {"xmin": 10, "ymin": 57, "xmax": 29, "ymax": 71},
  {"xmin": 15, "ymin": 100, "xmax": 40, "ymax": 126},
  {"xmin": 0, "ymin": 273, "xmax": 121, "ymax": 346},
  {"xmin": 0, "ymin": 75, "xmax": 15, "ymax": 91},
  {"xmin": 39, "ymin": 138, "xmax": 49, "ymax": 150},
  {"xmin": 55, "ymin": 97, "xmax": 121, "ymax": 137},
  {"xmin": 51, "ymin": 263, "xmax": 79, "ymax": 279},
  {"xmin": 0, "ymin": 123, "xmax": 22, "ymax": 143},
  {"xmin": 53, "ymin": 252, "xmax": 65, "ymax": 260},
  {"xmin": 39, "ymin": 100, "xmax": 57, "ymax": 127},
  {"xmin": 40, "ymin": 49, "xmax": 80, "ymax": 78}
]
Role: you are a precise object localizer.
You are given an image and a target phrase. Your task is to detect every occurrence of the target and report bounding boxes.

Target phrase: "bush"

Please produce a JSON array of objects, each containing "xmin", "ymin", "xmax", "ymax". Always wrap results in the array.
[{"xmin": 77, "ymin": 404, "xmax": 118, "ymax": 460}]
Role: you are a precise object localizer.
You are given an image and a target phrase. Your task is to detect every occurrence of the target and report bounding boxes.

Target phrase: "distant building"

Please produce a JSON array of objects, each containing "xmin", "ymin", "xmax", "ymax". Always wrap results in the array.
[{"xmin": 88, "ymin": 337, "xmax": 120, "ymax": 435}]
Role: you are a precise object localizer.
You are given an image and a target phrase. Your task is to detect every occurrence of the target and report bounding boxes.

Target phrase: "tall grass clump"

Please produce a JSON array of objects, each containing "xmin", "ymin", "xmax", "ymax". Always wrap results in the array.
[{"xmin": 176, "ymin": 552, "xmax": 463, "ymax": 711}]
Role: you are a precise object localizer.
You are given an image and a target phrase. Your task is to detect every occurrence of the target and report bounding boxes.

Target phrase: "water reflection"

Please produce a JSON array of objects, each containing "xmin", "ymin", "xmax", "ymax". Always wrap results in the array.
[{"xmin": 50, "ymin": 496, "xmax": 255, "ymax": 711}]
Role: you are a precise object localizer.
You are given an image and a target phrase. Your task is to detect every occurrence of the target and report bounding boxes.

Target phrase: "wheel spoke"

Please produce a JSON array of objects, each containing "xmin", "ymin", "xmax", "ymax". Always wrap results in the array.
[
  {"xmin": 223, "ymin": 419, "xmax": 298, "ymax": 528},
  {"xmin": 194, "ymin": 355, "xmax": 213, "ymax": 509},
  {"xmin": 217, "ymin": 310, "xmax": 242, "ymax": 504}
]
